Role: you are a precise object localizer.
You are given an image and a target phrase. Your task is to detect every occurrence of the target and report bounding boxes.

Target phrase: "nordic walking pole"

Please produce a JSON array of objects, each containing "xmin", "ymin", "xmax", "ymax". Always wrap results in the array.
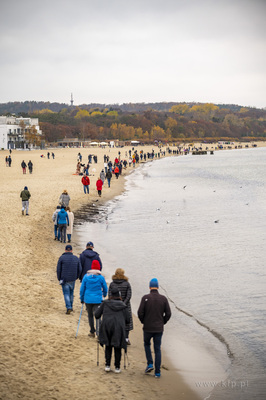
[
  {"xmin": 75, "ymin": 303, "xmax": 84, "ymax": 338},
  {"xmin": 97, "ymin": 339, "xmax": 99, "ymax": 366},
  {"xmin": 124, "ymin": 349, "xmax": 126, "ymax": 369}
]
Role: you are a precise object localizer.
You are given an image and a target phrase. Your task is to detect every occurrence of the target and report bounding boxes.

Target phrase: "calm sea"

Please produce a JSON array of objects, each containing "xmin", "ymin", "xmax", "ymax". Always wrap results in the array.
[{"xmin": 75, "ymin": 147, "xmax": 266, "ymax": 399}]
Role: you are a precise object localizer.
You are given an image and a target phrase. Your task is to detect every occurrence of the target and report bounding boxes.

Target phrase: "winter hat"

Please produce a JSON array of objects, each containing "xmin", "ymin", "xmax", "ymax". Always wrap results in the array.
[
  {"xmin": 24, "ymin": 186, "xmax": 28, "ymax": 190},
  {"xmin": 110, "ymin": 286, "xmax": 121, "ymax": 297},
  {"xmin": 91, "ymin": 260, "xmax": 101, "ymax": 270},
  {"xmin": 86, "ymin": 241, "xmax": 94, "ymax": 248},
  {"xmin": 149, "ymin": 278, "xmax": 159, "ymax": 288},
  {"xmin": 65, "ymin": 245, "xmax": 72, "ymax": 251}
]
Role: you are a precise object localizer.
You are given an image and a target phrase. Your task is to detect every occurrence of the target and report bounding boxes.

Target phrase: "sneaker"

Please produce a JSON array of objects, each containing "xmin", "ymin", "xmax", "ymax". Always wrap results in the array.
[
  {"xmin": 155, "ymin": 373, "xmax": 161, "ymax": 378},
  {"xmin": 66, "ymin": 309, "xmax": 71, "ymax": 315},
  {"xmin": 115, "ymin": 368, "xmax": 121, "ymax": 374},
  {"xmin": 126, "ymin": 338, "xmax": 131, "ymax": 345},
  {"xmin": 105, "ymin": 366, "xmax": 111, "ymax": 372},
  {"xmin": 145, "ymin": 364, "xmax": 154, "ymax": 374}
]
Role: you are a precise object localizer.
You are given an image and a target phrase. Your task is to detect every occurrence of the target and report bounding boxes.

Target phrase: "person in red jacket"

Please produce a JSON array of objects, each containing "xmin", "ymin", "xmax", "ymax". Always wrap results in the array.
[
  {"xmin": 114, "ymin": 166, "xmax": 120, "ymax": 179},
  {"xmin": 96, "ymin": 177, "xmax": 103, "ymax": 197},
  {"xmin": 81, "ymin": 174, "xmax": 90, "ymax": 194}
]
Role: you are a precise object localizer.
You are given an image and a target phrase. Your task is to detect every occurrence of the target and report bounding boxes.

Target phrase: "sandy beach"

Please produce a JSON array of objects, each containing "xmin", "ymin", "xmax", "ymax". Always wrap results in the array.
[
  {"xmin": 0, "ymin": 145, "xmax": 201, "ymax": 400},
  {"xmin": 1, "ymin": 142, "xmax": 265, "ymax": 400}
]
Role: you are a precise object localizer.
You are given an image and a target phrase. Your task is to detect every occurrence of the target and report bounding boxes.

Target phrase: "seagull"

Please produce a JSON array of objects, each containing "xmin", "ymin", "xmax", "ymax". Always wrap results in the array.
[
  {"xmin": 183, "ymin": 185, "xmax": 187, "ymax": 190},
  {"xmin": 176, "ymin": 213, "xmax": 180, "ymax": 216},
  {"xmin": 156, "ymin": 208, "xmax": 161, "ymax": 211},
  {"xmin": 166, "ymin": 221, "xmax": 170, "ymax": 224},
  {"xmin": 214, "ymin": 220, "xmax": 219, "ymax": 223}
]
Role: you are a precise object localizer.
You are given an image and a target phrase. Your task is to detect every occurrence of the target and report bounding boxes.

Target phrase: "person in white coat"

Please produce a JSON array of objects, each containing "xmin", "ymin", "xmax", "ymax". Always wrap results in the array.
[{"xmin": 66, "ymin": 206, "xmax": 74, "ymax": 243}]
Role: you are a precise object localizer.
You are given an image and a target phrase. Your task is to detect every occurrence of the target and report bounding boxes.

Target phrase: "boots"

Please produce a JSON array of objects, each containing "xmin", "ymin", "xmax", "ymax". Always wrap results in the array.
[{"xmin": 22, "ymin": 210, "xmax": 24, "ymax": 215}]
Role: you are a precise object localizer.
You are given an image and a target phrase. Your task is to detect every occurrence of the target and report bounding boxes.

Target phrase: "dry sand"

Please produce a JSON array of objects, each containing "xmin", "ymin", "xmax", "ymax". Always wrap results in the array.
[{"xmin": 0, "ymin": 146, "xmax": 200, "ymax": 400}]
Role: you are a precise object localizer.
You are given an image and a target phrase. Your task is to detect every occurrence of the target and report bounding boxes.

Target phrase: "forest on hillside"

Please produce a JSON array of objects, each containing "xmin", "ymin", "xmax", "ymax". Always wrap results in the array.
[{"xmin": 1, "ymin": 101, "xmax": 265, "ymax": 143}]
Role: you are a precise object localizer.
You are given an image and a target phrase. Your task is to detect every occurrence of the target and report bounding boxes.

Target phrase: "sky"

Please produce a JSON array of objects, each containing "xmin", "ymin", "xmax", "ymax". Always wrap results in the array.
[{"xmin": 0, "ymin": 0, "xmax": 265, "ymax": 108}]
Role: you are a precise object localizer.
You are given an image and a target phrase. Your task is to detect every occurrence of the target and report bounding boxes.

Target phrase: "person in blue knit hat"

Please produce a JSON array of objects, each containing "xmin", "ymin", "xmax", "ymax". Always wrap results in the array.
[{"xmin": 137, "ymin": 278, "xmax": 171, "ymax": 378}]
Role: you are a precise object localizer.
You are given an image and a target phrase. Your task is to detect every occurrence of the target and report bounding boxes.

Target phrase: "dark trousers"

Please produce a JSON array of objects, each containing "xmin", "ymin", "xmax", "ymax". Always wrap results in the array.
[
  {"xmin": 105, "ymin": 346, "xmax": 121, "ymax": 369},
  {"xmin": 144, "ymin": 331, "xmax": 163, "ymax": 374},
  {"xmin": 59, "ymin": 224, "xmax": 67, "ymax": 242},
  {"xmin": 85, "ymin": 303, "xmax": 100, "ymax": 335}
]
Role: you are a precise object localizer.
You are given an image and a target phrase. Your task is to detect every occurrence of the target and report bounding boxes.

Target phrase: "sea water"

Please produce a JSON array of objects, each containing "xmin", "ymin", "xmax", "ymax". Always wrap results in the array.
[{"xmin": 75, "ymin": 147, "xmax": 266, "ymax": 399}]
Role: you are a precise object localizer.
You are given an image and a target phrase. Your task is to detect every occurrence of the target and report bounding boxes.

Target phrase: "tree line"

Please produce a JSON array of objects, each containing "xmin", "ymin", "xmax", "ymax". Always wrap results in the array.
[{"xmin": 1, "ymin": 101, "xmax": 265, "ymax": 143}]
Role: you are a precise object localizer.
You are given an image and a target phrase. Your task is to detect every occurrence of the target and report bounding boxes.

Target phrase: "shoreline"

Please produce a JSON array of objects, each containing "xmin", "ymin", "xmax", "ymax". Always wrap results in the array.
[{"xmin": 1, "ymin": 142, "xmax": 265, "ymax": 399}]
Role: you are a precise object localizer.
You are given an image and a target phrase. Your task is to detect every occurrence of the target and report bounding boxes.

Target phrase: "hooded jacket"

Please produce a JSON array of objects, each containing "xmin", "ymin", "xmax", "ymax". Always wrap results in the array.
[
  {"xmin": 79, "ymin": 248, "xmax": 102, "ymax": 280},
  {"xmin": 81, "ymin": 176, "xmax": 90, "ymax": 186},
  {"xmin": 109, "ymin": 278, "xmax": 133, "ymax": 331},
  {"xmin": 95, "ymin": 299, "xmax": 130, "ymax": 349},
  {"xmin": 80, "ymin": 270, "xmax": 107, "ymax": 304},
  {"xmin": 57, "ymin": 208, "xmax": 69, "ymax": 225},
  {"xmin": 57, "ymin": 252, "xmax": 81, "ymax": 283},
  {"xmin": 59, "ymin": 193, "xmax": 70, "ymax": 207}
]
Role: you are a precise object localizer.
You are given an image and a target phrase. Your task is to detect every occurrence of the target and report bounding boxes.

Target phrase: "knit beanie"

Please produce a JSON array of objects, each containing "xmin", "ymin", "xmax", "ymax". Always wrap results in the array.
[
  {"xmin": 91, "ymin": 260, "xmax": 101, "ymax": 271},
  {"xmin": 149, "ymin": 278, "xmax": 159, "ymax": 288}
]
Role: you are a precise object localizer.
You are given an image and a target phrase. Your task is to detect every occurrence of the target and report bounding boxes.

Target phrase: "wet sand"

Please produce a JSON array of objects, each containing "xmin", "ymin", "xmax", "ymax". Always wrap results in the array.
[{"xmin": 0, "ymin": 146, "xmax": 200, "ymax": 400}]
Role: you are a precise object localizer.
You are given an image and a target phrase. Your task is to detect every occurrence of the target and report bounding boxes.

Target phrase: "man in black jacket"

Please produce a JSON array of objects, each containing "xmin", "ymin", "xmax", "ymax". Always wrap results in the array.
[
  {"xmin": 79, "ymin": 241, "xmax": 102, "ymax": 281},
  {"xmin": 137, "ymin": 278, "xmax": 171, "ymax": 378},
  {"xmin": 57, "ymin": 245, "xmax": 81, "ymax": 314}
]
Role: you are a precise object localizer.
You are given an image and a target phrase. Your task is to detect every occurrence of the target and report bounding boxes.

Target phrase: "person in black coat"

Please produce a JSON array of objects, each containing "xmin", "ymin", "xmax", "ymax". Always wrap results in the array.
[
  {"xmin": 79, "ymin": 242, "xmax": 102, "ymax": 281},
  {"xmin": 57, "ymin": 245, "xmax": 81, "ymax": 314},
  {"xmin": 108, "ymin": 268, "xmax": 133, "ymax": 344},
  {"xmin": 95, "ymin": 286, "xmax": 130, "ymax": 373}
]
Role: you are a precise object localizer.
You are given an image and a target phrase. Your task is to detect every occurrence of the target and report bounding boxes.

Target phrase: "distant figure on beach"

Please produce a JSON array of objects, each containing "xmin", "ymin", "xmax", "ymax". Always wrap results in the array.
[
  {"xmin": 81, "ymin": 174, "xmax": 90, "ymax": 194},
  {"xmin": 21, "ymin": 160, "xmax": 27, "ymax": 174},
  {"xmin": 59, "ymin": 190, "xmax": 70, "ymax": 208},
  {"xmin": 5, "ymin": 156, "xmax": 8, "ymax": 167},
  {"xmin": 105, "ymin": 169, "xmax": 112, "ymax": 188},
  {"xmin": 79, "ymin": 241, "xmax": 102, "ymax": 281},
  {"xmin": 114, "ymin": 166, "xmax": 119, "ymax": 179},
  {"xmin": 28, "ymin": 160, "xmax": 33, "ymax": 174},
  {"xmin": 57, "ymin": 206, "xmax": 69, "ymax": 243},
  {"xmin": 8, "ymin": 155, "xmax": 12, "ymax": 167},
  {"xmin": 95, "ymin": 285, "xmax": 130, "ymax": 374},
  {"xmin": 47, "ymin": 152, "xmax": 50, "ymax": 159},
  {"xmin": 56, "ymin": 244, "xmax": 81, "ymax": 314},
  {"xmin": 100, "ymin": 169, "xmax": 105, "ymax": 184},
  {"xmin": 52, "ymin": 205, "xmax": 61, "ymax": 240},
  {"xmin": 109, "ymin": 268, "xmax": 133, "ymax": 345},
  {"xmin": 66, "ymin": 206, "xmax": 74, "ymax": 243},
  {"xmin": 96, "ymin": 177, "xmax": 103, "ymax": 197},
  {"xmin": 20, "ymin": 186, "xmax": 31, "ymax": 216},
  {"xmin": 52, "ymin": 152, "xmax": 55, "ymax": 159},
  {"xmin": 80, "ymin": 259, "xmax": 108, "ymax": 337},
  {"xmin": 137, "ymin": 278, "xmax": 171, "ymax": 378}
]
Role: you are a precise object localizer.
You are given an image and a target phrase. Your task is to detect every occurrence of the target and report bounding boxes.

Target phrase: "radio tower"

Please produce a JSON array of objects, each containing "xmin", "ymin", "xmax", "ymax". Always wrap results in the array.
[{"xmin": 70, "ymin": 93, "xmax": 74, "ymax": 107}]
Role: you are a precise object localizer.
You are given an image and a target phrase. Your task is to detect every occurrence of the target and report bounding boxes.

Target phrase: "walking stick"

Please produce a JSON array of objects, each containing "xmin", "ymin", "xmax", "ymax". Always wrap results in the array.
[
  {"xmin": 97, "ymin": 339, "xmax": 99, "ymax": 366},
  {"xmin": 75, "ymin": 303, "xmax": 84, "ymax": 338}
]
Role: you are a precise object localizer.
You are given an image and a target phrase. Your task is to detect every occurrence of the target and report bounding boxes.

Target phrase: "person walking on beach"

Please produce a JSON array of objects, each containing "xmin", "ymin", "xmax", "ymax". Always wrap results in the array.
[
  {"xmin": 20, "ymin": 186, "xmax": 31, "ymax": 216},
  {"xmin": 79, "ymin": 242, "xmax": 102, "ymax": 281},
  {"xmin": 109, "ymin": 268, "xmax": 133, "ymax": 344},
  {"xmin": 8, "ymin": 155, "xmax": 12, "ymax": 167},
  {"xmin": 114, "ymin": 165, "xmax": 119, "ymax": 179},
  {"xmin": 57, "ymin": 244, "xmax": 81, "ymax": 314},
  {"xmin": 105, "ymin": 169, "xmax": 112, "ymax": 188},
  {"xmin": 57, "ymin": 206, "xmax": 69, "ymax": 243},
  {"xmin": 59, "ymin": 190, "xmax": 70, "ymax": 208},
  {"xmin": 28, "ymin": 160, "xmax": 33, "ymax": 174},
  {"xmin": 137, "ymin": 278, "xmax": 171, "ymax": 378},
  {"xmin": 21, "ymin": 160, "xmax": 27, "ymax": 174},
  {"xmin": 100, "ymin": 169, "xmax": 105, "ymax": 184},
  {"xmin": 52, "ymin": 205, "xmax": 61, "ymax": 240},
  {"xmin": 95, "ymin": 286, "xmax": 130, "ymax": 373},
  {"xmin": 96, "ymin": 177, "xmax": 103, "ymax": 197},
  {"xmin": 66, "ymin": 206, "xmax": 74, "ymax": 243},
  {"xmin": 81, "ymin": 174, "xmax": 90, "ymax": 194},
  {"xmin": 80, "ymin": 260, "xmax": 108, "ymax": 337}
]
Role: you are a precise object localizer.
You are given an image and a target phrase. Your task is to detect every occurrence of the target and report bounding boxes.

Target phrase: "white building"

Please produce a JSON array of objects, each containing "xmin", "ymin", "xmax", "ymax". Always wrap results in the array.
[{"xmin": 0, "ymin": 116, "xmax": 42, "ymax": 150}]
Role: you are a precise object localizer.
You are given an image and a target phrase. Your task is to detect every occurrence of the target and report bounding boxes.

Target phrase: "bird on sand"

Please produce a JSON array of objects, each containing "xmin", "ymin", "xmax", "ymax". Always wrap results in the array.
[{"xmin": 183, "ymin": 185, "xmax": 187, "ymax": 190}]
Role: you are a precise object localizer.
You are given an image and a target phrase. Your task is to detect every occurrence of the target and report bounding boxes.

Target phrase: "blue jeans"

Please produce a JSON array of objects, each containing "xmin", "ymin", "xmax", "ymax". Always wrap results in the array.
[
  {"xmin": 62, "ymin": 281, "xmax": 75, "ymax": 310},
  {"xmin": 107, "ymin": 178, "xmax": 111, "ymax": 187},
  {"xmin": 67, "ymin": 233, "xmax": 71, "ymax": 242},
  {"xmin": 54, "ymin": 224, "xmax": 60, "ymax": 240},
  {"xmin": 144, "ymin": 331, "xmax": 163, "ymax": 374},
  {"xmin": 83, "ymin": 185, "xmax": 89, "ymax": 194},
  {"xmin": 86, "ymin": 303, "xmax": 101, "ymax": 335}
]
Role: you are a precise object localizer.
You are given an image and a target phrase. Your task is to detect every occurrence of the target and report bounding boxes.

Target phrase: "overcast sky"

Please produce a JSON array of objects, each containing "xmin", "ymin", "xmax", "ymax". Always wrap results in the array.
[{"xmin": 0, "ymin": 0, "xmax": 265, "ymax": 108}]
